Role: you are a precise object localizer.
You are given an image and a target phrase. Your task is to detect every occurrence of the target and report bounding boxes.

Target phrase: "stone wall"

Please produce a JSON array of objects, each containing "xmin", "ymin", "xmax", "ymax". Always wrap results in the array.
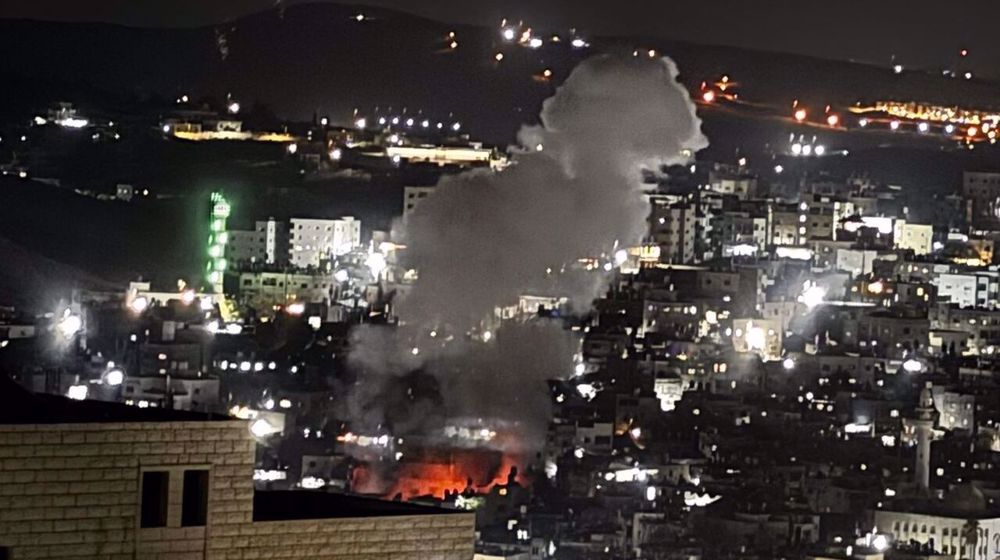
[
  {"xmin": 0, "ymin": 420, "xmax": 255, "ymax": 560},
  {"xmin": 207, "ymin": 514, "xmax": 475, "ymax": 560},
  {"xmin": 0, "ymin": 420, "xmax": 476, "ymax": 560}
]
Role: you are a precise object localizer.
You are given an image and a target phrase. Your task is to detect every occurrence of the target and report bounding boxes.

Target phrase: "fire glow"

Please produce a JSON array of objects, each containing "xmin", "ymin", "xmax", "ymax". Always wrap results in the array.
[{"xmin": 351, "ymin": 448, "xmax": 526, "ymax": 500}]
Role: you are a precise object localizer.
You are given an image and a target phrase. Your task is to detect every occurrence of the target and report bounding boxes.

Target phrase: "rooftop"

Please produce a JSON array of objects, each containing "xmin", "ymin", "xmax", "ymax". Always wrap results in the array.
[
  {"xmin": 252, "ymin": 490, "xmax": 465, "ymax": 522},
  {"xmin": 0, "ymin": 374, "xmax": 230, "ymax": 424}
]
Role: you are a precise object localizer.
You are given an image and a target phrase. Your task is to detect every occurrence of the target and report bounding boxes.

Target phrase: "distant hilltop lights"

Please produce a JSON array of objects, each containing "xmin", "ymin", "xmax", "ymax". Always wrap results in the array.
[
  {"xmin": 352, "ymin": 112, "xmax": 462, "ymax": 134},
  {"xmin": 851, "ymin": 100, "xmax": 1000, "ymax": 143},
  {"xmin": 693, "ymin": 69, "xmax": 999, "ymax": 146},
  {"xmin": 32, "ymin": 103, "xmax": 90, "ymax": 129},
  {"xmin": 498, "ymin": 17, "xmax": 589, "ymax": 51}
]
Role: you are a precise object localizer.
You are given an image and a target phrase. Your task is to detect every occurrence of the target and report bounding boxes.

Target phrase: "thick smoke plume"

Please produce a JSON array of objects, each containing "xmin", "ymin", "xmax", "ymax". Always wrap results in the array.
[{"xmin": 346, "ymin": 54, "xmax": 707, "ymax": 457}]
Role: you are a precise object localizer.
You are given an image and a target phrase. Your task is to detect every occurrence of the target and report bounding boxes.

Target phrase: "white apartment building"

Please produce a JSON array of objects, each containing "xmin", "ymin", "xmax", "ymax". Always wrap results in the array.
[
  {"xmin": 894, "ymin": 221, "xmax": 934, "ymax": 255},
  {"xmin": 289, "ymin": 217, "xmax": 361, "ymax": 269},
  {"xmin": 650, "ymin": 199, "xmax": 696, "ymax": 264},
  {"xmin": 936, "ymin": 271, "xmax": 1000, "ymax": 309}
]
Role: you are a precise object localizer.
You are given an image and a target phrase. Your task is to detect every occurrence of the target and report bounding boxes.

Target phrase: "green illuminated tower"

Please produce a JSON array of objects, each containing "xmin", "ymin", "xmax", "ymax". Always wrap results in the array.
[{"xmin": 207, "ymin": 192, "xmax": 231, "ymax": 294}]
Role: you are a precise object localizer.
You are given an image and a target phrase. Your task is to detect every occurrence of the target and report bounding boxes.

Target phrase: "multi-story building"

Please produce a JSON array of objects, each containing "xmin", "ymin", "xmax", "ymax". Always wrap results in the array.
[
  {"xmin": 226, "ymin": 230, "xmax": 267, "ymax": 267},
  {"xmin": 708, "ymin": 170, "xmax": 757, "ymax": 200},
  {"xmin": 771, "ymin": 202, "xmax": 806, "ymax": 247},
  {"xmin": 803, "ymin": 194, "xmax": 856, "ymax": 241},
  {"xmin": 649, "ymin": 197, "xmax": 696, "ymax": 264},
  {"xmin": 256, "ymin": 218, "xmax": 289, "ymax": 267},
  {"xmin": 770, "ymin": 199, "xmax": 843, "ymax": 247},
  {"xmin": 929, "ymin": 304, "xmax": 1000, "ymax": 354},
  {"xmin": 935, "ymin": 270, "xmax": 1000, "ymax": 309},
  {"xmin": 931, "ymin": 387, "xmax": 975, "ymax": 432},
  {"xmin": 962, "ymin": 171, "xmax": 1000, "ymax": 229},
  {"xmin": 894, "ymin": 221, "xmax": 934, "ymax": 255},
  {"xmin": 731, "ymin": 318, "xmax": 782, "ymax": 361},
  {"xmin": 226, "ymin": 219, "xmax": 288, "ymax": 269},
  {"xmin": 238, "ymin": 271, "xmax": 334, "ymax": 309},
  {"xmin": 874, "ymin": 490, "xmax": 1000, "ymax": 560},
  {"xmin": 713, "ymin": 211, "xmax": 768, "ymax": 255},
  {"xmin": 403, "ymin": 186, "xmax": 436, "ymax": 217},
  {"xmin": 857, "ymin": 311, "xmax": 929, "ymax": 358},
  {"xmin": 289, "ymin": 217, "xmax": 361, "ymax": 269},
  {"xmin": 0, "ymin": 378, "xmax": 475, "ymax": 560}
]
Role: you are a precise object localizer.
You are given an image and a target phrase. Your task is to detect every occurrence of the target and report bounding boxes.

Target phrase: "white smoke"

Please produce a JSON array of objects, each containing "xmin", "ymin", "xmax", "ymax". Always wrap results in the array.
[{"xmin": 346, "ymin": 54, "xmax": 707, "ymax": 452}]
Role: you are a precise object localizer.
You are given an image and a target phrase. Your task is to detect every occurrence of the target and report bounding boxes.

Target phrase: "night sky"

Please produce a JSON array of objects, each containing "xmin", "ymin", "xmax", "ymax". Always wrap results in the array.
[{"xmin": 3, "ymin": 0, "xmax": 1000, "ymax": 77}]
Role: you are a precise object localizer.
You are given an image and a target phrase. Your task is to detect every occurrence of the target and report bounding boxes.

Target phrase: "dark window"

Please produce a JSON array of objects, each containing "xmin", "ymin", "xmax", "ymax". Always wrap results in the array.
[
  {"xmin": 140, "ymin": 471, "xmax": 169, "ymax": 528},
  {"xmin": 181, "ymin": 470, "xmax": 209, "ymax": 527}
]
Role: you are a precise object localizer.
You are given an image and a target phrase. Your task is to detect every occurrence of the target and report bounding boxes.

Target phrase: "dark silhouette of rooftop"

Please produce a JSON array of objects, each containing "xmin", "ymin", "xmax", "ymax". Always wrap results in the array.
[
  {"xmin": 0, "ymin": 373, "xmax": 228, "ymax": 424},
  {"xmin": 252, "ymin": 490, "xmax": 464, "ymax": 521}
]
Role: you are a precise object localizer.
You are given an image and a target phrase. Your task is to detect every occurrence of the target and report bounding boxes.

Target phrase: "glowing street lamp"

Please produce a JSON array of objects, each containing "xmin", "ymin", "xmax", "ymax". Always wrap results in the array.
[
  {"xmin": 794, "ymin": 109, "xmax": 807, "ymax": 122},
  {"xmin": 799, "ymin": 284, "xmax": 826, "ymax": 309},
  {"xmin": 57, "ymin": 310, "xmax": 82, "ymax": 338},
  {"xmin": 130, "ymin": 296, "xmax": 149, "ymax": 314},
  {"xmin": 902, "ymin": 359, "xmax": 923, "ymax": 373},
  {"xmin": 104, "ymin": 368, "xmax": 125, "ymax": 387}
]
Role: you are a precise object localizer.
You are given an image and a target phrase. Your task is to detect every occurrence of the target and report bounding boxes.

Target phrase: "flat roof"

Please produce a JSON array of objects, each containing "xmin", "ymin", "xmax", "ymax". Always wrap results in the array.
[
  {"xmin": 0, "ymin": 375, "xmax": 230, "ymax": 424},
  {"xmin": 252, "ymin": 490, "xmax": 466, "ymax": 521}
]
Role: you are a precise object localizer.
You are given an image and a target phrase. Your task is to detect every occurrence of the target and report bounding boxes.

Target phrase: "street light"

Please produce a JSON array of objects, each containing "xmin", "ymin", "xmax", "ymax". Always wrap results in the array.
[
  {"xmin": 104, "ymin": 368, "xmax": 125, "ymax": 387},
  {"xmin": 57, "ymin": 310, "xmax": 82, "ymax": 338},
  {"xmin": 67, "ymin": 384, "xmax": 88, "ymax": 400}
]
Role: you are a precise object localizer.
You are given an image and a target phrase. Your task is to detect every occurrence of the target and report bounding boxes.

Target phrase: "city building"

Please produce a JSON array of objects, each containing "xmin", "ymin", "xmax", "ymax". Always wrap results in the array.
[
  {"xmin": 238, "ymin": 271, "xmax": 334, "ymax": 309},
  {"xmin": 0, "ymin": 377, "xmax": 475, "ymax": 560},
  {"xmin": 403, "ymin": 186, "xmax": 436, "ymax": 217},
  {"xmin": 226, "ymin": 219, "xmax": 289, "ymax": 269},
  {"xmin": 649, "ymin": 196, "xmax": 696, "ymax": 264},
  {"xmin": 895, "ymin": 221, "xmax": 935, "ymax": 255},
  {"xmin": 935, "ymin": 271, "xmax": 1000, "ymax": 309},
  {"xmin": 962, "ymin": 171, "xmax": 1000, "ymax": 229},
  {"xmin": 289, "ymin": 217, "xmax": 361, "ymax": 269}
]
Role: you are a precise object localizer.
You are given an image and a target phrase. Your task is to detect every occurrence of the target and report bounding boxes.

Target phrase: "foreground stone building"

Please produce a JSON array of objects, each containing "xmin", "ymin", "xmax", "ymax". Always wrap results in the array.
[{"xmin": 0, "ymin": 377, "xmax": 474, "ymax": 559}]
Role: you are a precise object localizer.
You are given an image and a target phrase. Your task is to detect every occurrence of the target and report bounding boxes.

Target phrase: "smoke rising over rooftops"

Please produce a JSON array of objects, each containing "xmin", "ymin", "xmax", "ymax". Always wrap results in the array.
[{"xmin": 346, "ymin": 54, "xmax": 707, "ymax": 455}]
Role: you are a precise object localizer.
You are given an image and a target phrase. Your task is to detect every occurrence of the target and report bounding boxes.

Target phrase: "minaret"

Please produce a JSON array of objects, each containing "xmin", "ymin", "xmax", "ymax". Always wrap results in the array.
[{"xmin": 914, "ymin": 382, "xmax": 937, "ymax": 493}]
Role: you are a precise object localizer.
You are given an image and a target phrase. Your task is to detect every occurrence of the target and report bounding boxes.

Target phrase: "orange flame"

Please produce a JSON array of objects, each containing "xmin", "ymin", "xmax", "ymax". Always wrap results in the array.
[{"xmin": 352, "ymin": 449, "xmax": 527, "ymax": 500}]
